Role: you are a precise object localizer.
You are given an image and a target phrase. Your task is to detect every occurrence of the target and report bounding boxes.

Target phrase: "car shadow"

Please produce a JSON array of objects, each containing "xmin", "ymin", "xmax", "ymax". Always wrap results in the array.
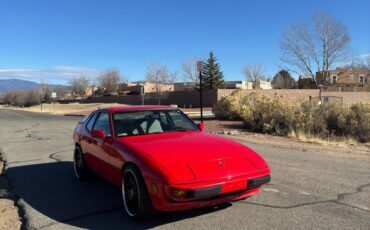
[{"xmin": 5, "ymin": 162, "xmax": 232, "ymax": 229}]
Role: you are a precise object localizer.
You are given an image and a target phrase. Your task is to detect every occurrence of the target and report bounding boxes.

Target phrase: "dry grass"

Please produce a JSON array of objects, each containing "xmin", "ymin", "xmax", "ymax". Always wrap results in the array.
[
  {"xmin": 1, "ymin": 102, "xmax": 124, "ymax": 115},
  {"xmin": 289, "ymin": 131, "xmax": 357, "ymax": 147}
]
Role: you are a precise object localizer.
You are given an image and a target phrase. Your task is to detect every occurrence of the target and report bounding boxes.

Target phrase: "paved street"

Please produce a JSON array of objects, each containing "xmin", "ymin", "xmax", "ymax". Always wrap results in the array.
[{"xmin": 0, "ymin": 108, "xmax": 369, "ymax": 230}]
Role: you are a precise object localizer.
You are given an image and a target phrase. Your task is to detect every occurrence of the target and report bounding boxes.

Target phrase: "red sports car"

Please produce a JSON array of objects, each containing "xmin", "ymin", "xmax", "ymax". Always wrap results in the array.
[{"xmin": 73, "ymin": 106, "xmax": 270, "ymax": 219}]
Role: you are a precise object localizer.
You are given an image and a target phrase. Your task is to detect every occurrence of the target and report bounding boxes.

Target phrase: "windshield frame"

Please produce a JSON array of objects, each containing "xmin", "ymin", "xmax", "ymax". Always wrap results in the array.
[{"xmin": 112, "ymin": 108, "xmax": 200, "ymax": 138}]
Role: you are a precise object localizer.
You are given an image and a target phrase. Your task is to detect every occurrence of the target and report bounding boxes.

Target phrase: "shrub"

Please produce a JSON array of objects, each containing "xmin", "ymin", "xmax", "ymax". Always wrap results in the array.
[
  {"xmin": 348, "ymin": 103, "xmax": 370, "ymax": 142},
  {"xmin": 213, "ymin": 90, "xmax": 370, "ymax": 142},
  {"xmin": 213, "ymin": 90, "xmax": 246, "ymax": 120},
  {"xmin": 239, "ymin": 92, "xmax": 299, "ymax": 136}
]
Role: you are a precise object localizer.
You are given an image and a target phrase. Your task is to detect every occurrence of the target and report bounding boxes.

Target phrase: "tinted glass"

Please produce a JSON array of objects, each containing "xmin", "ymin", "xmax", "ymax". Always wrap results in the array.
[
  {"xmin": 113, "ymin": 109, "xmax": 198, "ymax": 137},
  {"xmin": 93, "ymin": 112, "xmax": 112, "ymax": 137},
  {"xmin": 86, "ymin": 112, "xmax": 98, "ymax": 132},
  {"xmin": 79, "ymin": 115, "xmax": 89, "ymax": 124}
]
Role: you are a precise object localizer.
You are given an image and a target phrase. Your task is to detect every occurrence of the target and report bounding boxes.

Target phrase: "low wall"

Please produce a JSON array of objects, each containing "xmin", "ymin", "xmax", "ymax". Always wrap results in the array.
[
  {"xmin": 321, "ymin": 92, "xmax": 370, "ymax": 105},
  {"xmin": 59, "ymin": 90, "xmax": 218, "ymax": 108},
  {"xmin": 217, "ymin": 89, "xmax": 320, "ymax": 103},
  {"xmin": 58, "ymin": 89, "xmax": 370, "ymax": 108}
]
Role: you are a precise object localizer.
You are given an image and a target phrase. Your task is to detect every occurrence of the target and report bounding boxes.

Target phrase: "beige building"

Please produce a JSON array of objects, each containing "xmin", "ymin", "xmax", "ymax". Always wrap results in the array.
[
  {"xmin": 143, "ymin": 82, "xmax": 174, "ymax": 93},
  {"xmin": 85, "ymin": 87, "xmax": 99, "ymax": 97},
  {"xmin": 225, "ymin": 81, "xmax": 253, "ymax": 89},
  {"xmin": 120, "ymin": 82, "xmax": 174, "ymax": 94},
  {"xmin": 316, "ymin": 67, "xmax": 370, "ymax": 91},
  {"xmin": 173, "ymin": 80, "xmax": 271, "ymax": 91},
  {"xmin": 173, "ymin": 82, "xmax": 197, "ymax": 91},
  {"xmin": 254, "ymin": 80, "xmax": 272, "ymax": 89}
]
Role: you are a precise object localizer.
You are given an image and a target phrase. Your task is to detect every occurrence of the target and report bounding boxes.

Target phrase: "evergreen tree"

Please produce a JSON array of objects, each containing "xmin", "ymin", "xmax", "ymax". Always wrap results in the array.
[
  {"xmin": 271, "ymin": 70, "xmax": 297, "ymax": 89},
  {"xmin": 200, "ymin": 52, "xmax": 225, "ymax": 89}
]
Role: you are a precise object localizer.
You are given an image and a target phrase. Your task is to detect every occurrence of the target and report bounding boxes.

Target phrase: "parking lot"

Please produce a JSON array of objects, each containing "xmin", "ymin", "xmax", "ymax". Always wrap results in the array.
[{"xmin": 0, "ymin": 108, "xmax": 369, "ymax": 230}]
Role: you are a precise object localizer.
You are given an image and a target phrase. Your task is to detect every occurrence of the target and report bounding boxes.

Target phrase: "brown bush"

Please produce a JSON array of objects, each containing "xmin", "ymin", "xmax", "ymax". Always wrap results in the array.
[
  {"xmin": 239, "ymin": 92, "xmax": 300, "ymax": 136},
  {"xmin": 213, "ymin": 90, "xmax": 370, "ymax": 142},
  {"xmin": 348, "ymin": 103, "xmax": 370, "ymax": 142},
  {"xmin": 213, "ymin": 90, "xmax": 246, "ymax": 120}
]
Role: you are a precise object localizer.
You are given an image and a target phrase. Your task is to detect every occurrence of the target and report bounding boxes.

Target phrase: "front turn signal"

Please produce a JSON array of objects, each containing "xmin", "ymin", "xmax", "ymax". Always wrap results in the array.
[{"xmin": 171, "ymin": 189, "xmax": 189, "ymax": 198}]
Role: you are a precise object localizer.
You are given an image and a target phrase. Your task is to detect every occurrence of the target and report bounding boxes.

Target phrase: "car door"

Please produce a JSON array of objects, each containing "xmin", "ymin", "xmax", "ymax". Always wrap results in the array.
[
  {"xmin": 80, "ymin": 112, "xmax": 100, "ymax": 172},
  {"xmin": 90, "ymin": 111, "xmax": 115, "ymax": 180}
]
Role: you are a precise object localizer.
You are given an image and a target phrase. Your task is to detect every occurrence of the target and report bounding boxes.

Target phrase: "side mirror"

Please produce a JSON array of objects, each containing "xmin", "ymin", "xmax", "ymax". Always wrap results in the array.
[
  {"xmin": 91, "ymin": 129, "xmax": 106, "ymax": 140},
  {"xmin": 198, "ymin": 123, "xmax": 205, "ymax": 131}
]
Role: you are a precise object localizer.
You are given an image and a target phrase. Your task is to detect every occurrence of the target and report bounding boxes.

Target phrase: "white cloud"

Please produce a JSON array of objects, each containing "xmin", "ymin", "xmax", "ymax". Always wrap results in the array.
[
  {"xmin": 358, "ymin": 53, "xmax": 370, "ymax": 66},
  {"xmin": 333, "ymin": 53, "xmax": 370, "ymax": 68},
  {"xmin": 359, "ymin": 53, "xmax": 370, "ymax": 59},
  {"xmin": 0, "ymin": 66, "xmax": 100, "ymax": 83}
]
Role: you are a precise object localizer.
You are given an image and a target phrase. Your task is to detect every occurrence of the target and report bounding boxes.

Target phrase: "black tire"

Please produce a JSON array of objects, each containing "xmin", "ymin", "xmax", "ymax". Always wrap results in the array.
[
  {"xmin": 122, "ymin": 165, "xmax": 155, "ymax": 220},
  {"xmin": 73, "ymin": 145, "xmax": 92, "ymax": 180}
]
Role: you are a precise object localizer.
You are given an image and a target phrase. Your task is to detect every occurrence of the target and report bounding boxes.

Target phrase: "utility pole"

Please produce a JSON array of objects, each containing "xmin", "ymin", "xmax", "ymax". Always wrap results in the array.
[
  {"xmin": 197, "ymin": 61, "xmax": 204, "ymax": 123},
  {"xmin": 40, "ymin": 95, "xmax": 43, "ymax": 112}
]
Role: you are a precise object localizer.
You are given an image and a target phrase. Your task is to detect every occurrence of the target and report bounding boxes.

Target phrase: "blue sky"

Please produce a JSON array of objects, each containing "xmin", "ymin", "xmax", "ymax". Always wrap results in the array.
[{"xmin": 0, "ymin": 0, "xmax": 369, "ymax": 84}]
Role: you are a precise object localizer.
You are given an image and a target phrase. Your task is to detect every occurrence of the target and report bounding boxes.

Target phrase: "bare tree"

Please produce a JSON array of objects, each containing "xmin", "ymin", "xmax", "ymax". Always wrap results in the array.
[
  {"xmin": 98, "ymin": 69, "xmax": 121, "ymax": 94},
  {"xmin": 26, "ymin": 89, "xmax": 42, "ymax": 106},
  {"xmin": 280, "ymin": 12, "xmax": 350, "ymax": 85},
  {"xmin": 243, "ymin": 62, "xmax": 266, "ymax": 88},
  {"xmin": 39, "ymin": 84, "xmax": 52, "ymax": 102},
  {"xmin": 3, "ymin": 90, "xmax": 27, "ymax": 106},
  {"xmin": 69, "ymin": 76, "xmax": 90, "ymax": 99},
  {"xmin": 145, "ymin": 62, "xmax": 177, "ymax": 104},
  {"xmin": 181, "ymin": 57, "xmax": 198, "ymax": 85},
  {"xmin": 54, "ymin": 87, "xmax": 67, "ymax": 100},
  {"xmin": 3, "ymin": 91, "xmax": 15, "ymax": 105}
]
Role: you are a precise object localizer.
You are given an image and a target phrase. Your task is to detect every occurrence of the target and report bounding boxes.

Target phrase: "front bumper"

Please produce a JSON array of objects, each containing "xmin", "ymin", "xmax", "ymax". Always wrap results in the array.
[
  {"xmin": 148, "ymin": 172, "xmax": 271, "ymax": 212},
  {"xmin": 247, "ymin": 175, "xmax": 271, "ymax": 189}
]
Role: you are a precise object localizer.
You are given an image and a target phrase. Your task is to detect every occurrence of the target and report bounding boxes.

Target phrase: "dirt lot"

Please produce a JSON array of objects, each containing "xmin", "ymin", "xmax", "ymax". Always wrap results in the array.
[
  {"xmin": 0, "ymin": 104, "xmax": 213, "ymax": 116},
  {"xmin": 0, "ymin": 103, "xmax": 123, "ymax": 115},
  {"xmin": 198, "ymin": 119, "xmax": 370, "ymax": 162},
  {"xmin": 0, "ymin": 161, "xmax": 22, "ymax": 230}
]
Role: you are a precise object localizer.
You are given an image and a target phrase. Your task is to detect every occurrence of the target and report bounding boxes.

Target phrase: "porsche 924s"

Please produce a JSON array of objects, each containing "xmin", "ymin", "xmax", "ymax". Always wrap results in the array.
[{"xmin": 73, "ymin": 106, "xmax": 270, "ymax": 219}]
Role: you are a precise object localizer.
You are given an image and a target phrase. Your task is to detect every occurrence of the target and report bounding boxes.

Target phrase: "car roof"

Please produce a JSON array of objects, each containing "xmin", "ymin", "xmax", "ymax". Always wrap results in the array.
[{"xmin": 99, "ymin": 105, "xmax": 176, "ymax": 113}]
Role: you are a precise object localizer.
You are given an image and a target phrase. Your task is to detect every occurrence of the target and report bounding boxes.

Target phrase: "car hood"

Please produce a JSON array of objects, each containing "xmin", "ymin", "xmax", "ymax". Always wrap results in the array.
[{"xmin": 122, "ymin": 131, "xmax": 268, "ymax": 183}]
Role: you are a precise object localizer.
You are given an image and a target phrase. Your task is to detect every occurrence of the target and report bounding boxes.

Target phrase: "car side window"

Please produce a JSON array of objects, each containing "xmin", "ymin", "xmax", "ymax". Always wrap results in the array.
[
  {"xmin": 86, "ymin": 112, "xmax": 98, "ymax": 132},
  {"xmin": 168, "ymin": 110, "xmax": 196, "ymax": 130},
  {"xmin": 93, "ymin": 112, "xmax": 112, "ymax": 137}
]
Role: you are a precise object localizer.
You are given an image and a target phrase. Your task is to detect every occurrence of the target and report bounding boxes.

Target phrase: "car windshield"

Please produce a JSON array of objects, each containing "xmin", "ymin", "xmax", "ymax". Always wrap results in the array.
[
  {"xmin": 113, "ymin": 109, "xmax": 199, "ymax": 137},
  {"xmin": 78, "ymin": 115, "xmax": 89, "ymax": 124}
]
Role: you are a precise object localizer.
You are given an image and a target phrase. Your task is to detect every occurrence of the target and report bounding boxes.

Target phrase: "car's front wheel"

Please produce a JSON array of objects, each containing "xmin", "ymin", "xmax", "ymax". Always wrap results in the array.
[
  {"xmin": 73, "ymin": 145, "xmax": 92, "ymax": 180},
  {"xmin": 122, "ymin": 165, "xmax": 154, "ymax": 220}
]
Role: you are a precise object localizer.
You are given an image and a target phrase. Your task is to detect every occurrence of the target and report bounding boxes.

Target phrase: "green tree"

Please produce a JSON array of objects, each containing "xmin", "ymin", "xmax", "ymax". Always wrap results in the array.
[
  {"xmin": 201, "ymin": 52, "xmax": 225, "ymax": 89},
  {"xmin": 271, "ymin": 70, "xmax": 297, "ymax": 89}
]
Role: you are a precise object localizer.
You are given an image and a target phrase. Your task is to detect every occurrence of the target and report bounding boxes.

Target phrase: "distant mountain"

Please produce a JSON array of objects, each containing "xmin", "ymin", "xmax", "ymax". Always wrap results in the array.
[
  {"xmin": 0, "ymin": 79, "xmax": 39, "ymax": 93},
  {"xmin": 0, "ymin": 79, "xmax": 68, "ymax": 93}
]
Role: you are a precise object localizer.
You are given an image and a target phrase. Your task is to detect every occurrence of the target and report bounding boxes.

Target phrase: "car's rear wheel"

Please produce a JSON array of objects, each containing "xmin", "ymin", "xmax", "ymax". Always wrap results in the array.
[
  {"xmin": 73, "ymin": 146, "xmax": 92, "ymax": 180},
  {"xmin": 122, "ymin": 165, "xmax": 154, "ymax": 220}
]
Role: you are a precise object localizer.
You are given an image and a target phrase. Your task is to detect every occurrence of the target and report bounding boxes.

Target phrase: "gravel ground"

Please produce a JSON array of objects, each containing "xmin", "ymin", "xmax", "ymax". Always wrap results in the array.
[{"xmin": 194, "ymin": 119, "xmax": 245, "ymax": 132}]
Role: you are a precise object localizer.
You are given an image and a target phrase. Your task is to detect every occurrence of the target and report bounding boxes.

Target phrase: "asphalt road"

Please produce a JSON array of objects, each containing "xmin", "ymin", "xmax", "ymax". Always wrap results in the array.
[{"xmin": 0, "ymin": 108, "xmax": 369, "ymax": 230}]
